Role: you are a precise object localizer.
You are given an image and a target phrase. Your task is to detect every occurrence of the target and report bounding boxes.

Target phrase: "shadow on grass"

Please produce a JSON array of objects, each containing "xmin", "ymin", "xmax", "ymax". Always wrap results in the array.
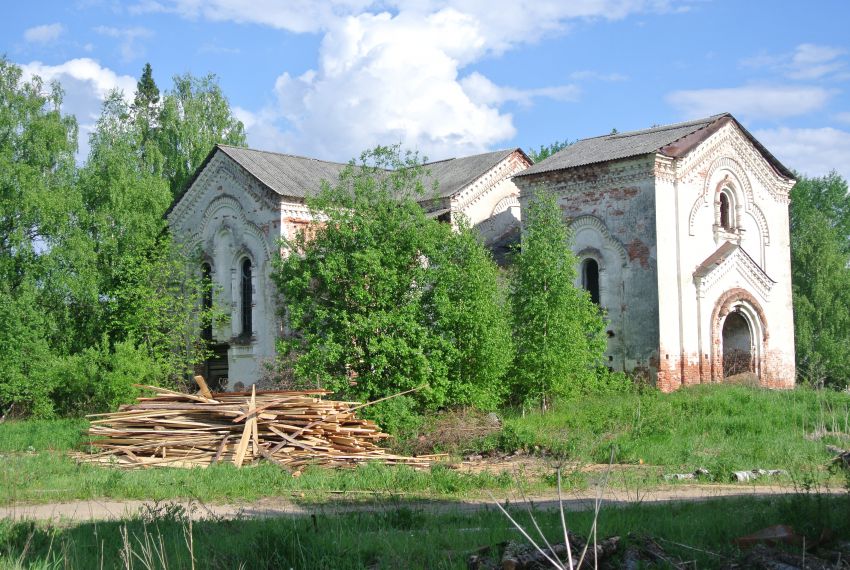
[{"xmin": 2, "ymin": 493, "xmax": 849, "ymax": 569}]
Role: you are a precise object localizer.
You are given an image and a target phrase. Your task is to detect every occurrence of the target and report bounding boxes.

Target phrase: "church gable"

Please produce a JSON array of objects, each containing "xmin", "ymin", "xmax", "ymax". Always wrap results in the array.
[
  {"xmin": 693, "ymin": 242, "xmax": 776, "ymax": 301},
  {"xmin": 676, "ymin": 118, "xmax": 795, "ymax": 204},
  {"xmin": 167, "ymin": 148, "xmax": 282, "ymax": 236}
]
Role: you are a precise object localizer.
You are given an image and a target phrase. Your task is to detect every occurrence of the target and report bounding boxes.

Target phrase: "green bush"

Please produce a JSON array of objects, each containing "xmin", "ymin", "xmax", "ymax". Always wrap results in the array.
[
  {"xmin": 53, "ymin": 338, "xmax": 162, "ymax": 416},
  {"xmin": 273, "ymin": 146, "xmax": 513, "ymax": 430}
]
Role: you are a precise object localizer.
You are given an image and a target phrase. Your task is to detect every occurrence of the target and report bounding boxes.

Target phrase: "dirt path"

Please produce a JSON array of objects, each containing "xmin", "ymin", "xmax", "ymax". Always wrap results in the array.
[{"xmin": 1, "ymin": 484, "xmax": 841, "ymax": 523}]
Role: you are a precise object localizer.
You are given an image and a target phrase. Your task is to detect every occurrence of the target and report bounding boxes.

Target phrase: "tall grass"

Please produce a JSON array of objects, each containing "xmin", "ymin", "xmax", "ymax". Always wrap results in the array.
[
  {"xmin": 1, "ymin": 493, "xmax": 848, "ymax": 569},
  {"xmin": 497, "ymin": 385, "xmax": 850, "ymax": 479},
  {"xmin": 1, "ymin": 384, "xmax": 847, "ymax": 506}
]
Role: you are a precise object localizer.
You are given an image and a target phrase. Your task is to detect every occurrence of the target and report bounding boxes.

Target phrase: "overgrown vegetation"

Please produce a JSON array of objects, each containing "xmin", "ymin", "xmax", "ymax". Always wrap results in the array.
[
  {"xmin": 273, "ymin": 147, "xmax": 511, "ymax": 428},
  {"xmin": 1, "ymin": 385, "xmax": 846, "ymax": 506},
  {"xmin": 273, "ymin": 149, "xmax": 613, "ymax": 430},
  {"xmin": 496, "ymin": 384, "xmax": 850, "ymax": 480},
  {"xmin": 2, "ymin": 494, "xmax": 848, "ymax": 568},
  {"xmin": 0, "ymin": 58, "xmax": 244, "ymax": 417},
  {"xmin": 790, "ymin": 171, "xmax": 850, "ymax": 388}
]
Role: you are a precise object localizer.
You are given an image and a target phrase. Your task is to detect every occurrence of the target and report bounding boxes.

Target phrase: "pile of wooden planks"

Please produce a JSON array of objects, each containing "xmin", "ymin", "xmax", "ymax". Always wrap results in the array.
[{"xmin": 76, "ymin": 380, "xmax": 430, "ymax": 471}]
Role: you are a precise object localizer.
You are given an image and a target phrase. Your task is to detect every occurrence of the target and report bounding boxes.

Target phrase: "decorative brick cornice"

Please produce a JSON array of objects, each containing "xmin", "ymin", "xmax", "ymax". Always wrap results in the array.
[
  {"xmin": 453, "ymin": 151, "xmax": 529, "ymax": 213},
  {"xmin": 687, "ymin": 156, "xmax": 770, "ymax": 247},
  {"xmin": 491, "ymin": 194, "xmax": 519, "ymax": 216},
  {"xmin": 654, "ymin": 156, "xmax": 676, "ymax": 184},
  {"xmin": 183, "ymin": 193, "xmax": 273, "ymax": 263},
  {"xmin": 167, "ymin": 153, "xmax": 279, "ymax": 230},
  {"xmin": 516, "ymin": 156, "xmax": 655, "ymax": 197},
  {"xmin": 677, "ymin": 123, "xmax": 793, "ymax": 203},
  {"xmin": 568, "ymin": 215, "xmax": 628, "ymax": 267},
  {"xmin": 694, "ymin": 245, "xmax": 775, "ymax": 301}
]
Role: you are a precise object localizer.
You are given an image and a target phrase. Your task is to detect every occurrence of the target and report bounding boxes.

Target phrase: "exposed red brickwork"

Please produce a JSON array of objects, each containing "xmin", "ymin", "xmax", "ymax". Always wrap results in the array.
[
  {"xmin": 653, "ymin": 289, "xmax": 794, "ymax": 392},
  {"xmin": 626, "ymin": 239, "xmax": 651, "ymax": 268},
  {"xmin": 656, "ymin": 349, "xmax": 704, "ymax": 392},
  {"xmin": 709, "ymin": 288, "xmax": 767, "ymax": 383}
]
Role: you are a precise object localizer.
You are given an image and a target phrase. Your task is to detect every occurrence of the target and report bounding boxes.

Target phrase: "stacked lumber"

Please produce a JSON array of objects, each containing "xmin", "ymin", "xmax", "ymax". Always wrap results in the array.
[{"xmin": 76, "ymin": 383, "xmax": 430, "ymax": 471}]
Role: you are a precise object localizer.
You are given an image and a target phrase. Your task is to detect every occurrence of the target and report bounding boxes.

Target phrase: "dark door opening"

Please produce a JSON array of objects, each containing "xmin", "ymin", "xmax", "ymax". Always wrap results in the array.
[
  {"xmin": 204, "ymin": 343, "xmax": 229, "ymax": 391},
  {"xmin": 722, "ymin": 311, "xmax": 752, "ymax": 378}
]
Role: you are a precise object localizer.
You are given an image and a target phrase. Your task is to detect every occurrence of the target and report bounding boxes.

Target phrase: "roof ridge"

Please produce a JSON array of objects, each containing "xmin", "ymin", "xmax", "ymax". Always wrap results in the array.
[
  {"xmin": 577, "ymin": 113, "xmax": 729, "ymax": 143},
  {"xmin": 421, "ymin": 148, "xmax": 514, "ymax": 167},
  {"xmin": 217, "ymin": 144, "xmax": 351, "ymax": 167}
]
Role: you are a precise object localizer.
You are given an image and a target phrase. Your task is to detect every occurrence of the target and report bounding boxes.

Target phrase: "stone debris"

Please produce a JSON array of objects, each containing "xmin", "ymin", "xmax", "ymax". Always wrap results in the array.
[
  {"xmin": 663, "ymin": 467, "xmax": 710, "ymax": 481},
  {"xmin": 731, "ymin": 469, "xmax": 788, "ymax": 482},
  {"xmin": 827, "ymin": 445, "xmax": 850, "ymax": 470},
  {"xmin": 467, "ymin": 532, "xmax": 689, "ymax": 570}
]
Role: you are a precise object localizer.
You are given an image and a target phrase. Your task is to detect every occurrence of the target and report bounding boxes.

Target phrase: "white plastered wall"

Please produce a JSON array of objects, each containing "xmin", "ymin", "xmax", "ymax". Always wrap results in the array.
[
  {"xmin": 452, "ymin": 151, "xmax": 530, "ymax": 245},
  {"xmin": 167, "ymin": 152, "xmax": 284, "ymax": 387},
  {"xmin": 658, "ymin": 121, "xmax": 795, "ymax": 386}
]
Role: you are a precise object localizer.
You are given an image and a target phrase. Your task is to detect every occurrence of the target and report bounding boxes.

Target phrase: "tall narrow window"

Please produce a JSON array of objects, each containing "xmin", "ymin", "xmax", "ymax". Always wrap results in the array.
[
  {"xmin": 719, "ymin": 192, "xmax": 731, "ymax": 230},
  {"xmin": 241, "ymin": 259, "xmax": 252, "ymax": 337},
  {"xmin": 581, "ymin": 258, "xmax": 600, "ymax": 305},
  {"xmin": 201, "ymin": 263, "xmax": 212, "ymax": 341}
]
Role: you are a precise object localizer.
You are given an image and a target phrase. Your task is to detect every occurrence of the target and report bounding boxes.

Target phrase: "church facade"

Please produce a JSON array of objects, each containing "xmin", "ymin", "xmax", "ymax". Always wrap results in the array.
[
  {"xmin": 514, "ymin": 113, "xmax": 796, "ymax": 390},
  {"xmin": 167, "ymin": 112, "xmax": 797, "ymax": 391},
  {"xmin": 166, "ymin": 145, "xmax": 530, "ymax": 388}
]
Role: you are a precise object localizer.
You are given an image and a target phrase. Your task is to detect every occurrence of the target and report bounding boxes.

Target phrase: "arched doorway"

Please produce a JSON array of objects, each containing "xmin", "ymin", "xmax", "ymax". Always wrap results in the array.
[{"xmin": 722, "ymin": 310, "xmax": 752, "ymax": 377}]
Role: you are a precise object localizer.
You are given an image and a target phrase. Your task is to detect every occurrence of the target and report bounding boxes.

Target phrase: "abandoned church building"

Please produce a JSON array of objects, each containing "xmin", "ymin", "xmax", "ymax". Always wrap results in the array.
[
  {"xmin": 166, "ymin": 146, "xmax": 532, "ymax": 388},
  {"xmin": 167, "ymin": 112, "xmax": 796, "ymax": 392}
]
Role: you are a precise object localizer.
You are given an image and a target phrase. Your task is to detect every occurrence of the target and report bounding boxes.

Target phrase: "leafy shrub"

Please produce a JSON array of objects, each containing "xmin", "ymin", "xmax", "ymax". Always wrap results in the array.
[
  {"xmin": 273, "ymin": 146, "xmax": 512, "ymax": 431},
  {"xmin": 53, "ymin": 338, "xmax": 163, "ymax": 416}
]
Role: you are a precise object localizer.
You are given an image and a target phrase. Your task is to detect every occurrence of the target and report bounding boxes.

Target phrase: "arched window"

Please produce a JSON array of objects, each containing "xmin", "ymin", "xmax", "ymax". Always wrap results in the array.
[
  {"xmin": 719, "ymin": 192, "xmax": 731, "ymax": 230},
  {"xmin": 201, "ymin": 262, "xmax": 213, "ymax": 341},
  {"xmin": 581, "ymin": 258, "xmax": 600, "ymax": 305},
  {"xmin": 240, "ymin": 258, "xmax": 252, "ymax": 337}
]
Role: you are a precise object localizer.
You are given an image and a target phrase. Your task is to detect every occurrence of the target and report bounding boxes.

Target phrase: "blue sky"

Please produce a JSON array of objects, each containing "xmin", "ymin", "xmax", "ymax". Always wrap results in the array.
[{"xmin": 5, "ymin": 1, "xmax": 850, "ymax": 180}]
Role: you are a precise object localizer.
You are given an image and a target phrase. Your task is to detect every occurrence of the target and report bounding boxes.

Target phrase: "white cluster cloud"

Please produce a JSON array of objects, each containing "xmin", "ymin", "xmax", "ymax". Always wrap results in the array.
[
  {"xmin": 666, "ymin": 85, "xmax": 835, "ymax": 121},
  {"xmin": 131, "ymin": 0, "xmax": 683, "ymax": 159},
  {"xmin": 19, "ymin": 58, "xmax": 137, "ymax": 159},
  {"xmin": 754, "ymin": 126, "xmax": 850, "ymax": 182},
  {"xmin": 23, "ymin": 23, "xmax": 65, "ymax": 44}
]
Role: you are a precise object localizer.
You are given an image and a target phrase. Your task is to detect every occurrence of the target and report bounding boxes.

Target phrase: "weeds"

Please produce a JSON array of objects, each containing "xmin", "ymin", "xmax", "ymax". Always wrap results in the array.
[{"xmin": 3, "ymin": 493, "xmax": 849, "ymax": 568}]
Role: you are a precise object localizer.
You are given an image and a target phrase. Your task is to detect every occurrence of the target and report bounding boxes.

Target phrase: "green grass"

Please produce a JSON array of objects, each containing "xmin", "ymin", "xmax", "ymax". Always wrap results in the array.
[
  {"xmin": 1, "ymin": 385, "xmax": 848, "ymax": 506},
  {"xmin": 496, "ymin": 385, "xmax": 850, "ymax": 481},
  {"xmin": 0, "ymin": 455, "xmax": 517, "ymax": 506},
  {"xmin": 1, "ymin": 493, "xmax": 848, "ymax": 568}
]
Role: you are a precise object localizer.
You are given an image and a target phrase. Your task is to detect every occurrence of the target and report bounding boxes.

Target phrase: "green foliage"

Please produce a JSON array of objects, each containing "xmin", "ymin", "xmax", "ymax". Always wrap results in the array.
[
  {"xmin": 527, "ymin": 139, "xmax": 571, "ymax": 163},
  {"xmin": 52, "ymin": 338, "xmax": 162, "ymax": 416},
  {"xmin": 273, "ymin": 146, "xmax": 512, "ymax": 424},
  {"xmin": 789, "ymin": 171, "xmax": 850, "ymax": 388},
  {"xmin": 424, "ymin": 220, "xmax": 514, "ymax": 410},
  {"xmin": 0, "ymin": 59, "xmax": 229, "ymax": 417},
  {"xmin": 157, "ymin": 72, "xmax": 246, "ymax": 197},
  {"xmin": 509, "ymin": 190, "xmax": 607, "ymax": 410},
  {"xmin": 0, "ymin": 58, "xmax": 82, "ymax": 417}
]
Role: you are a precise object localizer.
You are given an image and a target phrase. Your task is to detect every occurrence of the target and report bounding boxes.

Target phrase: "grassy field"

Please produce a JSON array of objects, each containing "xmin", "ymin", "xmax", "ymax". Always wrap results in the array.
[
  {"xmin": 1, "ymin": 493, "xmax": 848, "ymax": 568},
  {"xmin": 0, "ymin": 385, "xmax": 848, "ymax": 505},
  {"xmin": 493, "ymin": 384, "xmax": 850, "ymax": 480}
]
